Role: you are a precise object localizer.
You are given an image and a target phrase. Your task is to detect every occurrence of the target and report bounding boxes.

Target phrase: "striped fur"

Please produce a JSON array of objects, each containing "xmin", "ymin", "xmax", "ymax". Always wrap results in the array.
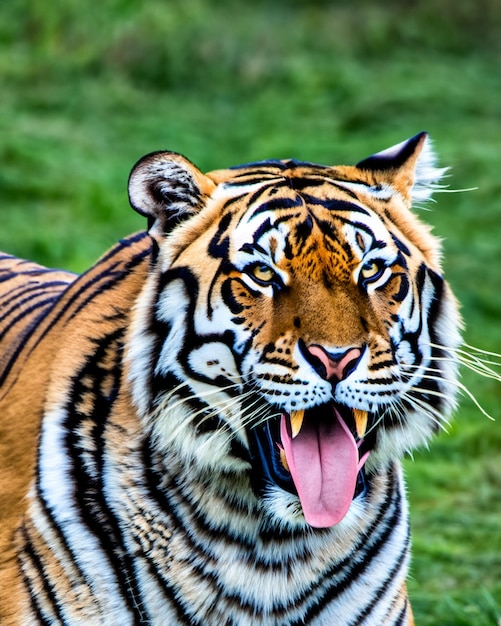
[{"xmin": 0, "ymin": 133, "xmax": 462, "ymax": 624}]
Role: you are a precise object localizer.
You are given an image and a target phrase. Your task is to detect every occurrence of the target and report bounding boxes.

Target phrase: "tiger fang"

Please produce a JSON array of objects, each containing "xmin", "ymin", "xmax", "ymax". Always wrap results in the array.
[
  {"xmin": 353, "ymin": 409, "xmax": 369, "ymax": 438},
  {"xmin": 290, "ymin": 409, "xmax": 305, "ymax": 438}
]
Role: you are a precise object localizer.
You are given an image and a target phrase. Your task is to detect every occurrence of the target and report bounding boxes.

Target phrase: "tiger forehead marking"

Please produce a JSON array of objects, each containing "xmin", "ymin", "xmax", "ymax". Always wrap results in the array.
[{"xmin": 1, "ymin": 133, "xmax": 461, "ymax": 625}]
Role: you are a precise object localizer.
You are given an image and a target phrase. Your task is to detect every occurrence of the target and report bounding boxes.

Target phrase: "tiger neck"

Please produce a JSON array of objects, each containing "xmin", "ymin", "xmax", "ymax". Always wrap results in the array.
[{"xmin": 123, "ymin": 434, "xmax": 412, "ymax": 623}]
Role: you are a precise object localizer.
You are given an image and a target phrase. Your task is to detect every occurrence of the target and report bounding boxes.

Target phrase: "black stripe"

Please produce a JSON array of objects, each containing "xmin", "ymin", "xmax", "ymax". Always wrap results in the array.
[
  {"xmin": 249, "ymin": 195, "xmax": 304, "ymax": 220},
  {"xmin": 391, "ymin": 233, "xmax": 411, "ymax": 257},
  {"xmin": 391, "ymin": 272, "xmax": 410, "ymax": 303},
  {"xmin": 0, "ymin": 233, "xmax": 150, "ymax": 392},
  {"xmin": 0, "ymin": 287, "xmax": 63, "ymax": 325},
  {"xmin": 18, "ymin": 523, "xmax": 67, "ymax": 625},
  {"xmin": 0, "ymin": 278, "xmax": 64, "ymax": 306},
  {"xmin": 228, "ymin": 160, "xmax": 287, "ymax": 172},
  {"xmin": 135, "ymin": 444, "xmax": 198, "ymax": 624},
  {"xmin": 60, "ymin": 330, "xmax": 148, "ymax": 625},
  {"xmin": 397, "ymin": 599, "xmax": 411, "ymax": 625},
  {"xmin": 146, "ymin": 446, "xmax": 406, "ymax": 621},
  {"xmin": 301, "ymin": 192, "xmax": 371, "ymax": 215},
  {"xmin": 151, "ymin": 266, "xmax": 245, "ymax": 392},
  {"xmin": 0, "ymin": 294, "xmax": 66, "ymax": 392},
  {"xmin": 240, "ymin": 180, "xmax": 287, "ymax": 215},
  {"xmin": 351, "ymin": 523, "xmax": 410, "ymax": 624},
  {"xmin": 208, "ymin": 211, "xmax": 232, "ymax": 259},
  {"xmin": 27, "ymin": 232, "xmax": 151, "ymax": 356}
]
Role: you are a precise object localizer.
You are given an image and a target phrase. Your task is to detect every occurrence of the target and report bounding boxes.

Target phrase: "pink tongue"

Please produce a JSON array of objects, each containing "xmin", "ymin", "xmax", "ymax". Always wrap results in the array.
[{"xmin": 280, "ymin": 409, "xmax": 361, "ymax": 528}]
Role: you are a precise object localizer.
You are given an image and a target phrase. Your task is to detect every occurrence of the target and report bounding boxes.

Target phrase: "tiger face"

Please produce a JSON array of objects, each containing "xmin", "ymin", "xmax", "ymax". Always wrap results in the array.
[{"xmin": 126, "ymin": 133, "xmax": 461, "ymax": 529}]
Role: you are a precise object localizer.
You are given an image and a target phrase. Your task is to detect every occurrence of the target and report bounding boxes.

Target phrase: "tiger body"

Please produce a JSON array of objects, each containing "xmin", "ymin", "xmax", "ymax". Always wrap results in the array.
[{"xmin": 0, "ymin": 134, "xmax": 462, "ymax": 625}]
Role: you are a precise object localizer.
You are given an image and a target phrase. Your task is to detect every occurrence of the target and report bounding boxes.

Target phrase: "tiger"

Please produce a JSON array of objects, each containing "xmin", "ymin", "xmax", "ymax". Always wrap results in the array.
[{"xmin": 0, "ymin": 132, "xmax": 462, "ymax": 625}]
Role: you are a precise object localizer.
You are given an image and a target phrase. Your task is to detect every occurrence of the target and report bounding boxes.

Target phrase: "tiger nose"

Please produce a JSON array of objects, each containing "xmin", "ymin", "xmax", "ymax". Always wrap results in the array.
[{"xmin": 306, "ymin": 345, "xmax": 362, "ymax": 382}]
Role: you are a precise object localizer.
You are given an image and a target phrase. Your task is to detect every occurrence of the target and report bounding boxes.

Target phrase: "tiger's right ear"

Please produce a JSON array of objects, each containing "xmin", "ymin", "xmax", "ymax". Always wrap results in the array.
[{"xmin": 128, "ymin": 151, "xmax": 217, "ymax": 239}]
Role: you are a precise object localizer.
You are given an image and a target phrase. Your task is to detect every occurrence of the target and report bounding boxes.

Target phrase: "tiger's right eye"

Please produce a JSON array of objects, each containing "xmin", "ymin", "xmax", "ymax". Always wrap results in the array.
[
  {"xmin": 360, "ymin": 261, "xmax": 382, "ymax": 281},
  {"xmin": 251, "ymin": 264, "xmax": 276, "ymax": 284},
  {"xmin": 359, "ymin": 259, "xmax": 386, "ymax": 286}
]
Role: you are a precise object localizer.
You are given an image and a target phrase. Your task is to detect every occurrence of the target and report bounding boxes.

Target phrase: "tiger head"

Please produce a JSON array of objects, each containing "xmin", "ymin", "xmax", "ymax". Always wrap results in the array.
[{"xmin": 126, "ymin": 133, "xmax": 462, "ymax": 529}]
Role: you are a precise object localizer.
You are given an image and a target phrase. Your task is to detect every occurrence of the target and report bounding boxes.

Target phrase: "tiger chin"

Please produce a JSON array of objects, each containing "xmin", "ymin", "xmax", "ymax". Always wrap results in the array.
[{"xmin": 0, "ymin": 132, "xmax": 462, "ymax": 625}]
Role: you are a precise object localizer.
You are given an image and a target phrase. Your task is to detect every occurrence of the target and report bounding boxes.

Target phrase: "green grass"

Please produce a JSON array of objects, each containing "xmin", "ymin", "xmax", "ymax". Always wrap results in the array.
[{"xmin": 1, "ymin": 0, "xmax": 500, "ymax": 622}]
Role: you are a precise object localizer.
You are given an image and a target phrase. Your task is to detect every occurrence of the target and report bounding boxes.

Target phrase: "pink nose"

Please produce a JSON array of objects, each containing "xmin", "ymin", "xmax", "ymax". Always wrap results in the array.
[{"xmin": 307, "ymin": 345, "xmax": 362, "ymax": 381}]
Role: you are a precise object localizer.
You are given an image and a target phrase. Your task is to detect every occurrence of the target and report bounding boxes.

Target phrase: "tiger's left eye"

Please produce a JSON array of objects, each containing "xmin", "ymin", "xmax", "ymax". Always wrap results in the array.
[
  {"xmin": 360, "ymin": 260, "xmax": 386, "ymax": 283},
  {"xmin": 251, "ymin": 264, "xmax": 276, "ymax": 284}
]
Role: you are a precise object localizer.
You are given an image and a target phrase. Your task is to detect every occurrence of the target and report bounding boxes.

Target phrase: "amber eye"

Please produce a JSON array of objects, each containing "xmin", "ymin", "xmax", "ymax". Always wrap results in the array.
[
  {"xmin": 251, "ymin": 264, "xmax": 276, "ymax": 284},
  {"xmin": 360, "ymin": 260, "xmax": 385, "ymax": 284}
]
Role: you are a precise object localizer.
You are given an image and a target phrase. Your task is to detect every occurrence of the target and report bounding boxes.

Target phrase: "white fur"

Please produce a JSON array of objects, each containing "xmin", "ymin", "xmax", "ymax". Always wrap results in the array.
[{"xmin": 411, "ymin": 135, "xmax": 450, "ymax": 202}]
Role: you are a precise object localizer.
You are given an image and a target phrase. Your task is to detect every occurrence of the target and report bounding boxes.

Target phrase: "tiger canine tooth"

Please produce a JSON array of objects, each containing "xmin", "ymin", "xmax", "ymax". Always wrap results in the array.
[
  {"xmin": 290, "ymin": 410, "xmax": 305, "ymax": 438},
  {"xmin": 353, "ymin": 409, "xmax": 368, "ymax": 438},
  {"xmin": 279, "ymin": 447, "xmax": 290, "ymax": 472}
]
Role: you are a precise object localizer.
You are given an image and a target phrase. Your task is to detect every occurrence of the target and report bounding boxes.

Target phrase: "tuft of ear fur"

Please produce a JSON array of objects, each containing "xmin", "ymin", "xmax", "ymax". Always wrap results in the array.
[
  {"xmin": 356, "ymin": 132, "xmax": 448, "ymax": 204},
  {"xmin": 128, "ymin": 151, "xmax": 216, "ymax": 238}
]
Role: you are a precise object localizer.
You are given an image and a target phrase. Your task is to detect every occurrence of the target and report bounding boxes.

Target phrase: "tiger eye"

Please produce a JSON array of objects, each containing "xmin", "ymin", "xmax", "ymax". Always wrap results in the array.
[
  {"xmin": 361, "ymin": 262, "xmax": 379, "ymax": 278},
  {"xmin": 360, "ymin": 261, "xmax": 382, "ymax": 281},
  {"xmin": 252, "ymin": 264, "xmax": 275, "ymax": 283}
]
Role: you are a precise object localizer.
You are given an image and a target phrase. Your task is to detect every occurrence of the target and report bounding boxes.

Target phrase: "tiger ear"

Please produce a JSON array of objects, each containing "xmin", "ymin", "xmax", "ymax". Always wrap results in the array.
[
  {"xmin": 356, "ymin": 132, "xmax": 448, "ymax": 204},
  {"xmin": 128, "ymin": 151, "xmax": 217, "ymax": 238}
]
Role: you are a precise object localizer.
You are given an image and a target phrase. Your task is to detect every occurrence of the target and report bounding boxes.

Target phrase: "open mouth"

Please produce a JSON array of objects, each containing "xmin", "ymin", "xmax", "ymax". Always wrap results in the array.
[{"xmin": 248, "ymin": 403, "xmax": 374, "ymax": 528}]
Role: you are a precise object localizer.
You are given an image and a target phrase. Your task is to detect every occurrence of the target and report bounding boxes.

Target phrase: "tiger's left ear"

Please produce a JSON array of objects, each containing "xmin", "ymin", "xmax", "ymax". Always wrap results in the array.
[
  {"xmin": 128, "ymin": 151, "xmax": 217, "ymax": 239},
  {"xmin": 356, "ymin": 132, "xmax": 448, "ymax": 204}
]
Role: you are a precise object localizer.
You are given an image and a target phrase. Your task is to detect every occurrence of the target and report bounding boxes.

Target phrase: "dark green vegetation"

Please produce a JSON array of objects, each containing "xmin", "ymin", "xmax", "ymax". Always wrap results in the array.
[{"xmin": 1, "ymin": 1, "xmax": 500, "ymax": 622}]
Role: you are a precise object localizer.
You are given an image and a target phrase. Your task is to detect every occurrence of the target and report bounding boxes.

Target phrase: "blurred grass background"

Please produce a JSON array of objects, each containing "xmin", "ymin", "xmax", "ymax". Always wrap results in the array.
[{"xmin": 1, "ymin": 0, "xmax": 500, "ymax": 622}]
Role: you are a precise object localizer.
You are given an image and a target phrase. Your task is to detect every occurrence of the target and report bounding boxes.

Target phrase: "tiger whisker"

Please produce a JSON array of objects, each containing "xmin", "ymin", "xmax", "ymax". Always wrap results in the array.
[
  {"xmin": 184, "ymin": 386, "xmax": 270, "ymax": 450},
  {"xmin": 427, "ymin": 348, "xmax": 501, "ymax": 370},
  {"xmin": 434, "ymin": 341, "xmax": 501, "ymax": 359},
  {"xmin": 151, "ymin": 385, "xmax": 255, "ymax": 446},
  {"xmin": 153, "ymin": 380, "xmax": 243, "ymax": 416},
  {"xmin": 400, "ymin": 392, "xmax": 451, "ymax": 434},
  {"xmin": 401, "ymin": 382, "xmax": 450, "ymax": 420},
  {"xmin": 402, "ymin": 363, "xmax": 462, "ymax": 381},
  {"xmin": 426, "ymin": 341, "xmax": 501, "ymax": 380},
  {"xmin": 399, "ymin": 402, "xmax": 446, "ymax": 441},
  {"xmin": 429, "ymin": 355, "xmax": 501, "ymax": 381},
  {"xmin": 199, "ymin": 379, "xmax": 287, "ymax": 453},
  {"xmin": 401, "ymin": 361, "xmax": 495, "ymax": 421},
  {"xmin": 408, "ymin": 381, "xmax": 494, "ymax": 422},
  {"xmin": 365, "ymin": 405, "xmax": 394, "ymax": 438},
  {"xmin": 199, "ymin": 396, "xmax": 274, "ymax": 454}
]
